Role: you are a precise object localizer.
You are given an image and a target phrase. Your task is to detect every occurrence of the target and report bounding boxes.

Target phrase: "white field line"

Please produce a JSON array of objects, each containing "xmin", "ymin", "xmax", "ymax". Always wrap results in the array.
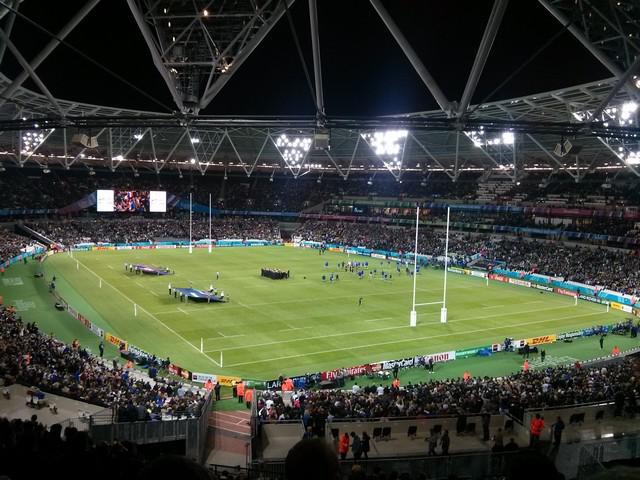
[
  {"xmin": 364, "ymin": 317, "xmax": 393, "ymax": 323},
  {"xmin": 135, "ymin": 281, "xmax": 145, "ymax": 288},
  {"xmin": 222, "ymin": 310, "xmax": 603, "ymax": 367},
  {"xmin": 150, "ymin": 291, "xmax": 159, "ymax": 297},
  {"xmin": 204, "ymin": 303, "xmax": 579, "ymax": 353},
  {"xmin": 177, "ymin": 307, "xmax": 190, "ymax": 315},
  {"xmin": 107, "ymin": 265, "xmax": 114, "ymax": 270},
  {"xmin": 481, "ymin": 304, "xmax": 505, "ymax": 309},
  {"xmin": 73, "ymin": 258, "xmax": 220, "ymax": 367},
  {"xmin": 279, "ymin": 326, "xmax": 314, "ymax": 332},
  {"xmin": 203, "ymin": 333, "xmax": 246, "ymax": 341},
  {"xmin": 150, "ymin": 284, "xmax": 473, "ymax": 315}
]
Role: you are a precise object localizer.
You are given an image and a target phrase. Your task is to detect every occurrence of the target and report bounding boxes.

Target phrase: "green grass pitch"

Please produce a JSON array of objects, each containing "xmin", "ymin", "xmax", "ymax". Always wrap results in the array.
[{"xmin": 28, "ymin": 246, "xmax": 624, "ymax": 380}]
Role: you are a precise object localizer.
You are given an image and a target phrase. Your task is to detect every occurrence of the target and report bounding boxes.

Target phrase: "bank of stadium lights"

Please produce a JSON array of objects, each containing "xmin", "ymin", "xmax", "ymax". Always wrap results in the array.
[
  {"xmin": 573, "ymin": 101, "xmax": 638, "ymax": 127},
  {"xmin": 274, "ymin": 134, "xmax": 312, "ymax": 168},
  {"xmin": 361, "ymin": 130, "xmax": 408, "ymax": 168},
  {"xmin": 133, "ymin": 133, "xmax": 144, "ymax": 140},
  {"xmin": 190, "ymin": 137, "xmax": 200, "ymax": 144},
  {"xmin": 21, "ymin": 131, "xmax": 45, "ymax": 154},
  {"xmin": 625, "ymin": 150, "xmax": 640, "ymax": 165},
  {"xmin": 466, "ymin": 128, "xmax": 515, "ymax": 148}
]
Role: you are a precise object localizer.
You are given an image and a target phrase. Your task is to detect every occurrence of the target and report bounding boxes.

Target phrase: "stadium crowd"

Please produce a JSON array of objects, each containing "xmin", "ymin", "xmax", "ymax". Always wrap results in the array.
[
  {"xmin": 29, "ymin": 216, "xmax": 281, "ymax": 245},
  {"xmin": 0, "ymin": 230, "xmax": 28, "ymax": 263},
  {"xmin": 0, "ymin": 416, "xmax": 222, "ymax": 480},
  {"xmin": 0, "ymin": 230, "xmax": 37, "ymax": 265},
  {"xmin": 0, "ymin": 307, "xmax": 207, "ymax": 421},
  {"xmin": 295, "ymin": 221, "xmax": 640, "ymax": 295},
  {"xmin": 258, "ymin": 358, "xmax": 639, "ymax": 423}
]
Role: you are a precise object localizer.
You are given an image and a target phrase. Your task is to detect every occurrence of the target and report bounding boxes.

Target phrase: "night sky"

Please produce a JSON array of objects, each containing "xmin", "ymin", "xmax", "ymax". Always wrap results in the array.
[{"xmin": 3, "ymin": 0, "xmax": 609, "ymax": 116}]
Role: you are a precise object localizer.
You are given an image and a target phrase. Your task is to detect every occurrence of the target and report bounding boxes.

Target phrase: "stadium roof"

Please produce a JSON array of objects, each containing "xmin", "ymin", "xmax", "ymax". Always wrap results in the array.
[{"xmin": 0, "ymin": 0, "xmax": 639, "ymax": 181}]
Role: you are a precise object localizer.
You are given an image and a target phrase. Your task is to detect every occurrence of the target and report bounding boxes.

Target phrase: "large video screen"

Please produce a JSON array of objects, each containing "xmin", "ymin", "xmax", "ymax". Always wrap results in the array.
[
  {"xmin": 149, "ymin": 191, "xmax": 166, "ymax": 212},
  {"xmin": 96, "ymin": 189, "xmax": 114, "ymax": 212},
  {"xmin": 96, "ymin": 190, "xmax": 166, "ymax": 212}
]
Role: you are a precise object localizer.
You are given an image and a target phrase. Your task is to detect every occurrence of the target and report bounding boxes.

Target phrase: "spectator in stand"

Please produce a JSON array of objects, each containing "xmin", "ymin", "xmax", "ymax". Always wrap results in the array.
[
  {"xmin": 295, "ymin": 220, "xmax": 640, "ymax": 295},
  {"xmin": 529, "ymin": 414, "xmax": 544, "ymax": 447},
  {"xmin": 0, "ymin": 230, "xmax": 38, "ymax": 265},
  {"xmin": 30, "ymin": 216, "xmax": 281, "ymax": 247},
  {"xmin": 257, "ymin": 357, "xmax": 637, "ymax": 422},
  {"xmin": 0, "ymin": 307, "xmax": 207, "ymax": 421}
]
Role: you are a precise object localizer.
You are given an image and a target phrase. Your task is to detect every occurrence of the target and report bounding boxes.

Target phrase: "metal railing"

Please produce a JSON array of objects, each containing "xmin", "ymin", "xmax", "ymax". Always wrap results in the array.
[
  {"xmin": 88, "ymin": 393, "xmax": 213, "ymax": 462},
  {"xmin": 251, "ymin": 450, "xmax": 535, "ymax": 480}
]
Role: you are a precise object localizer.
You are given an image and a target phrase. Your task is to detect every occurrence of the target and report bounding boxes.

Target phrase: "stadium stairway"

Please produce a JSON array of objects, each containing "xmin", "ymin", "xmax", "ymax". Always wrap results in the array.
[{"xmin": 206, "ymin": 407, "xmax": 252, "ymax": 467}]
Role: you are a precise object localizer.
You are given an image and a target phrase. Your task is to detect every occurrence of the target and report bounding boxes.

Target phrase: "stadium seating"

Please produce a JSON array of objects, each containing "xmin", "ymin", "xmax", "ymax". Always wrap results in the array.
[{"xmin": 0, "ymin": 307, "xmax": 208, "ymax": 421}]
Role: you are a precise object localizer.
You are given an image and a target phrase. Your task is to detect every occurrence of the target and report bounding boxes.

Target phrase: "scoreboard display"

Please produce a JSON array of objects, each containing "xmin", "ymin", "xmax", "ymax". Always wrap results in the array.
[{"xmin": 96, "ymin": 190, "xmax": 166, "ymax": 212}]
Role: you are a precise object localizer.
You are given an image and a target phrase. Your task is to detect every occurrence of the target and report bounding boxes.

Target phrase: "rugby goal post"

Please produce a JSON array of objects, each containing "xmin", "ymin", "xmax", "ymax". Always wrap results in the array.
[{"xmin": 410, "ymin": 206, "xmax": 450, "ymax": 326}]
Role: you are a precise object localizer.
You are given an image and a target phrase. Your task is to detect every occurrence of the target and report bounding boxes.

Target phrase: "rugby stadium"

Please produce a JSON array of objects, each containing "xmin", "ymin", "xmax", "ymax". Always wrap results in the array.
[{"xmin": 0, "ymin": 2, "xmax": 640, "ymax": 479}]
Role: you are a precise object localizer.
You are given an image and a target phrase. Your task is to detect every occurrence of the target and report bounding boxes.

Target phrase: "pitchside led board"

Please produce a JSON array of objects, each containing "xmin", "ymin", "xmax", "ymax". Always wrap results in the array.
[{"xmin": 96, "ymin": 190, "xmax": 166, "ymax": 213}]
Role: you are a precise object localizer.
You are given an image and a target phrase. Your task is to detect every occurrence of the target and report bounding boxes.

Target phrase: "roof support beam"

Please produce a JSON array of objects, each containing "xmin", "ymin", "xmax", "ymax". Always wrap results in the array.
[
  {"xmin": 597, "ymin": 139, "xmax": 640, "ymax": 178},
  {"xmin": 410, "ymin": 133, "xmax": 455, "ymax": 180},
  {"xmin": 0, "ymin": 28, "xmax": 64, "ymax": 116},
  {"xmin": 526, "ymin": 133, "xmax": 578, "ymax": 180},
  {"xmin": 462, "ymin": 133, "xmax": 515, "ymax": 179},
  {"xmin": 199, "ymin": 0, "xmax": 296, "ymax": 111},
  {"xmin": 370, "ymin": 0, "xmax": 453, "ymax": 116},
  {"xmin": 588, "ymin": 54, "xmax": 640, "ymax": 124},
  {"xmin": 323, "ymin": 149, "xmax": 348, "ymax": 178},
  {"xmin": 308, "ymin": 0, "xmax": 325, "ymax": 124},
  {"xmin": 538, "ymin": 0, "xmax": 640, "ymax": 101},
  {"xmin": 0, "ymin": 0, "xmax": 19, "ymax": 67},
  {"xmin": 457, "ymin": 0, "xmax": 509, "ymax": 118},
  {"xmin": 127, "ymin": 0, "xmax": 185, "ymax": 113},
  {"xmin": 343, "ymin": 135, "xmax": 360, "ymax": 179},
  {"xmin": 161, "ymin": 128, "xmax": 189, "ymax": 170},
  {"xmin": 0, "ymin": 0, "xmax": 101, "ymax": 108}
]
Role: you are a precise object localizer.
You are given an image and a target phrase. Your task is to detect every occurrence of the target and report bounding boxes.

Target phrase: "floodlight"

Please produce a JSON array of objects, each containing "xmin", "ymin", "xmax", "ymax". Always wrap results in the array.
[
  {"xmin": 466, "ymin": 130, "xmax": 515, "ymax": 148},
  {"xmin": 361, "ymin": 130, "xmax": 408, "ymax": 175},
  {"xmin": 274, "ymin": 133, "xmax": 312, "ymax": 173},
  {"xmin": 190, "ymin": 158, "xmax": 196, "ymax": 164},
  {"xmin": 502, "ymin": 132, "xmax": 515, "ymax": 145}
]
